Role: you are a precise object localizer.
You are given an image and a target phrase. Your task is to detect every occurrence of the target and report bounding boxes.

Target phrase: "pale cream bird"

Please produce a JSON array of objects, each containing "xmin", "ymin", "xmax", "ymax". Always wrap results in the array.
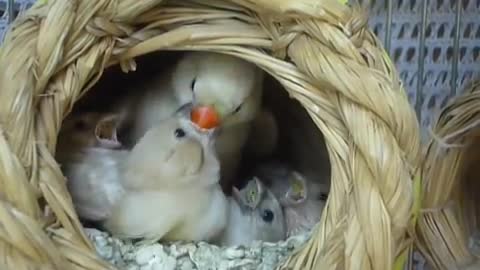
[
  {"xmin": 59, "ymin": 110, "xmax": 228, "ymax": 242},
  {"xmin": 253, "ymin": 161, "xmax": 329, "ymax": 237},
  {"xmin": 218, "ymin": 177, "xmax": 286, "ymax": 246},
  {"xmin": 103, "ymin": 115, "xmax": 228, "ymax": 243},
  {"xmin": 122, "ymin": 51, "xmax": 265, "ymax": 193}
]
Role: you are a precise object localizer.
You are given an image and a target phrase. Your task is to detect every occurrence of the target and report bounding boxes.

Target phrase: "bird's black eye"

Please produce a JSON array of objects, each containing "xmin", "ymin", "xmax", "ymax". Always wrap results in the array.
[
  {"xmin": 174, "ymin": 128, "xmax": 186, "ymax": 138},
  {"xmin": 261, "ymin": 209, "xmax": 274, "ymax": 223},
  {"xmin": 234, "ymin": 104, "xmax": 242, "ymax": 114},
  {"xmin": 190, "ymin": 78, "xmax": 196, "ymax": 91}
]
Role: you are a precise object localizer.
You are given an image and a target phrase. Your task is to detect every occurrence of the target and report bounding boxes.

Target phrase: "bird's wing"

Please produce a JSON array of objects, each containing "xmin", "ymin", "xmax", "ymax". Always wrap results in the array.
[{"xmin": 104, "ymin": 191, "xmax": 182, "ymax": 240}]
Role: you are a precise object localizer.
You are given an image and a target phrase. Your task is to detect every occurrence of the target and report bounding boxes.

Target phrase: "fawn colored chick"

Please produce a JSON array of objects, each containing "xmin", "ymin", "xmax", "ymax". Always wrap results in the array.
[
  {"xmin": 60, "ymin": 112, "xmax": 228, "ymax": 243},
  {"xmin": 218, "ymin": 177, "xmax": 286, "ymax": 246},
  {"xmin": 56, "ymin": 112, "xmax": 125, "ymax": 220},
  {"xmin": 56, "ymin": 112, "xmax": 123, "ymax": 162},
  {"xmin": 254, "ymin": 161, "xmax": 329, "ymax": 237},
  {"xmin": 103, "ymin": 116, "xmax": 228, "ymax": 243}
]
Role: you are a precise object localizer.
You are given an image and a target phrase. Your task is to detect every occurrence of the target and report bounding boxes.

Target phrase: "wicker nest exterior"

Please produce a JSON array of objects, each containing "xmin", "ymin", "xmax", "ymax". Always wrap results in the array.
[
  {"xmin": 417, "ymin": 81, "xmax": 480, "ymax": 270},
  {"xmin": 0, "ymin": 0, "xmax": 421, "ymax": 269}
]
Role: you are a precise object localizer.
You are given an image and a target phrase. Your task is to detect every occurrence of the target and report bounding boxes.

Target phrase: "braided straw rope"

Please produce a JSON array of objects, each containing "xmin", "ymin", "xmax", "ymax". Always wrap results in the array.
[
  {"xmin": 417, "ymin": 81, "xmax": 480, "ymax": 270},
  {"xmin": 0, "ymin": 0, "xmax": 420, "ymax": 269}
]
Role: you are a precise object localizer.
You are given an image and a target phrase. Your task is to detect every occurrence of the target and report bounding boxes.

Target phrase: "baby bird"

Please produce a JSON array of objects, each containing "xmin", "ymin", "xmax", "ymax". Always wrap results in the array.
[
  {"xmin": 103, "ymin": 116, "xmax": 228, "ymax": 243},
  {"xmin": 62, "ymin": 112, "xmax": 228, "ymax": 241},
  {"xmin": 56, "ymin": 112, "xmax": 123, "ymax": 162},
  {"xmin": 63, "ymin": 147, "xmax": 126, "ymax": 221},
  {"xmin": 218, "ymin": 177, "xmax": 286, "ymax": 246},
  {"xmin": 253, "ymin": 161, "xmax": 328, "ymax": 237},
  {"xmin": 123, "ymin": 51, "xmax": 264, "ymax": 193},
  {"xmin": 56, "ymin": 112, "xmax": 125, "ymax": 220}
]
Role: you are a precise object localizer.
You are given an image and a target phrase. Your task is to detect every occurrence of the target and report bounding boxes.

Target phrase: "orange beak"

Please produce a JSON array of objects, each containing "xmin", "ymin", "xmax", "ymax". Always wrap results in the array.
[{"xmin": 190, "ymin": 106, "xmax": 220, "ymax": 129}]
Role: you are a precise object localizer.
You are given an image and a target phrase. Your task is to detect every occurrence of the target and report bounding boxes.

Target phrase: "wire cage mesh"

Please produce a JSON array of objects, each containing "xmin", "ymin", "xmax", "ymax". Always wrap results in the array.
[
  {"xmin": 364, "ymin": 0, "xmax": 480, "ymax": 139},
  {"xmin": 0, "ymin": 0, "xmax": 479, "ymax": 270},
  {"xmin": 2, "ymin": 0, "xmax": 478, "ymax": 134}
]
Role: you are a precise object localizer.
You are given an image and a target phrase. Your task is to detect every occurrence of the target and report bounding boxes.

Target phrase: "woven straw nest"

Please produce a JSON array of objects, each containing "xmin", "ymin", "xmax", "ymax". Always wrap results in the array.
[
  {"xmin": 0, "ymin": 0, "xmax": 421, "ymax": 269},
  {"xmin": 417, "ymin": 81, "xmax": 480, "ymax": 270}
]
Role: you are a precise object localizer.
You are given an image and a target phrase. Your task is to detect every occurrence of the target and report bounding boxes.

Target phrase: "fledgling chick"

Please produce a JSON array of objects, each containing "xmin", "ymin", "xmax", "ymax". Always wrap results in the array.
[
  {"xmin": 124, "ymin": 52, "xmax": 264, "ymax": 194},
  {"xmin": 218, "ymin": 177, "xmax": 286, "ymax": 246},
  {"xmin": 253, "ymin": 161, "xmax": 329, "ymax": 237},
  {"xmin": 55, "ymin": 112, "xmax": 126, "ymax": 220},
  {"xmin": 103, "ymin": 116, "xmax": 228, "ymax": 243},
  {"xmin": 56, "ymin": 112, "xmax": 123, "ymax": 163},
  {"xmin": 62, "ymin": 147, "xmax": 126, "ymax": 221}
]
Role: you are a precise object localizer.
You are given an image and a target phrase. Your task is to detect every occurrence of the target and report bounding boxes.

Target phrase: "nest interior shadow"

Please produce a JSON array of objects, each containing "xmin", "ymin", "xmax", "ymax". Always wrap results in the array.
[
  {"xmin": 69, "ymin": 47, "xmax": 333, "ymax": 241},
  {"xmin": 0, "ymin": 1, "xmax": 421, "ymax": 270}
]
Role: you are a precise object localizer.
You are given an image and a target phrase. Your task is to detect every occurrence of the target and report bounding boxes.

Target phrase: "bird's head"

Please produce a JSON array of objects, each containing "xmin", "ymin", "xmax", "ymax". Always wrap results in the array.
[
  {"xmin": 56, "ymin": 112, "xmax": 123, "ymax": 161},
  {"xmin": 232, "ymin": 177, "xmax": 286, "ymax": 242},
  {"xmin": 125, "ymin": 115, "xmax": 220, "ymax": 190},
  {"xmin": 171, "ymin": 51, "xmax": 264, "ymax": 131},
  {"xmin": 253, "ymin": 162, "xmax": 309, "ymax": 207}
]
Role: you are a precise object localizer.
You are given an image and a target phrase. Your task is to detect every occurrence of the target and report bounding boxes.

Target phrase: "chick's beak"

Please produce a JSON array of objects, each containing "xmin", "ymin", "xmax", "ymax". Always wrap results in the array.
[{"xmin": 190, "ymin": 105, "xmax": 220, "ymax": 130}]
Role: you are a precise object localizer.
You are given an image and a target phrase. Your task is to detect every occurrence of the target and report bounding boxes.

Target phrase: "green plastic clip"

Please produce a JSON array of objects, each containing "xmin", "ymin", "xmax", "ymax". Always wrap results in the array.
[{"xmin": 393, "ymin": 249, "xmax": 408, "ymax": 270}]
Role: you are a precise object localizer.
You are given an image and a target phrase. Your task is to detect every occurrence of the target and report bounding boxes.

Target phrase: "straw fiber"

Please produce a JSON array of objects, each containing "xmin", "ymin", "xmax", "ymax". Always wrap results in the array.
[
  {"xmin": 0, "ymin": 0, "xmax": 420, "ymax": 269},
  {"xmin": 417, "ymin": 81, "xmax": 480, "ymax": 270}
]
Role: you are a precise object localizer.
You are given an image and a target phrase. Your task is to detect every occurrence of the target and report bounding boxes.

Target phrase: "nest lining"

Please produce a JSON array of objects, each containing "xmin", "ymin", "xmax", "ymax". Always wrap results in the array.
[{"xmin": 85, "ymin": 228, "xmax": 311, "ymax": 270}]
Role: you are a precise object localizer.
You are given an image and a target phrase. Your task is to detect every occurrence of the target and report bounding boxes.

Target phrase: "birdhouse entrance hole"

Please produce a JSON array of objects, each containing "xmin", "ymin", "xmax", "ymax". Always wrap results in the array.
[{"xmin": 57, "ymin": 51, "xmax": 332, "ymax": 254}]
